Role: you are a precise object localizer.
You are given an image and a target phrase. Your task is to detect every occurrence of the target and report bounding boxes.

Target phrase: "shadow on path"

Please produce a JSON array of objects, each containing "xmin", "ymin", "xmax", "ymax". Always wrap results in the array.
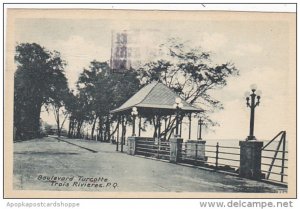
[{"xmin": 49, "ymin": 136, "xmax": 98, "ymax": 153}]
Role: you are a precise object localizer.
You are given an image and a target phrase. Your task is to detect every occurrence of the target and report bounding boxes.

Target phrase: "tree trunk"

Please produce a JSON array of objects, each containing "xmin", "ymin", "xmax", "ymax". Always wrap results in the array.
[
  {"xmin": 72, "ymin": 121, "xmax": 76, "ymax": 137},
  {"xmin": 159, "ymin": 116, "xmax": 176, "ymax": 141},
  {"xmin": 98, "ymin": 117, "xmax": 103, "ymax": 141},
  {"xmin": 68, "ymin": 117, "xmax": 73, "ymax": 138},
  {"xmin": 76, "ymin": 120, "xmax": 83, "ymax": 138},
  {"xmin": 70, "ymin": 118, "xmax": 75, "ymax": 138},
  {"xmin": 59, "ymin": 112, "xmax": 69, "ymax": 137},
  {"xmin": 56, "ymin": 107, "xmax": 61, "ymax": 137},
  {"xmin": 91, "ymin": 116, "xmax": 98, "ymax": 140},
  {"xmin": 33, "ymin": 101, "xmax": 43, "ymax": 138},
  {"xmin": 152, "ymin": 116, "xmax": 161, "ymax": 138},
  {"xmin": 71, "ymin": 120, "xmax": 77, "ymax": 138},
  {"xmin": 104, "ymin": 121, "xmax": 107, "ymax": 142},
  {"xmin": 110, "ymin": 120, "xmax": 120, "ymax": 136},
  {"xmin": 106, "ymin": 115, "xmax": 110, "ymax": 142}
]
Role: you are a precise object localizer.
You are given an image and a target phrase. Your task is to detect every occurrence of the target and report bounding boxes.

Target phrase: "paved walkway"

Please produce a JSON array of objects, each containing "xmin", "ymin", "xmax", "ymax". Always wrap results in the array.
[{"xmin": 13, "ymin": 136, "xmax": 285, "ymax": 193}]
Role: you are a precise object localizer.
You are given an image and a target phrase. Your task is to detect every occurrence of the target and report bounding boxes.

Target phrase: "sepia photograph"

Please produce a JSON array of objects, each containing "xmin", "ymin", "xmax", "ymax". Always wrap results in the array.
[{"xmin": 3, "ymin": 7, "xmax": 296, "ymax": 198}]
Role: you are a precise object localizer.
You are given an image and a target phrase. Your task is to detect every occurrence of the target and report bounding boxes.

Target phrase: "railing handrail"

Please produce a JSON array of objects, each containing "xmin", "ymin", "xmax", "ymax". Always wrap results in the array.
[
  {"xmin": 261, "ymin": 156, "xmax": 288, "ymax": 161},
  {"xmin": 206, "ymin": 144, "xmax": 240, "ymax": 149},
  {"xmin": 261, "ymin": 131, "xmax": 285, "ymax": 150},
  {"xmin": 217, "ymin": 145, "xmax": 240, "ymax": 150},
  {"xmin": 261, "ymin": 162, "xmax": 288, "ymax": 169},
  {"xmin": 262, "ymin": 149, "xmax": 288, "ymax": 153}
]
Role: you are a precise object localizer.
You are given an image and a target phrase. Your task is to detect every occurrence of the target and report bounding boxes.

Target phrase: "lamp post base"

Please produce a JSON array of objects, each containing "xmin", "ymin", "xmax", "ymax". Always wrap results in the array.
[
  {"xmin": 239, "ymin": 140, "xmax": 264, "ymax": 180},
  {"xmin": 246, "ymin": 136, "xmax": 257, "ymax": 141}
]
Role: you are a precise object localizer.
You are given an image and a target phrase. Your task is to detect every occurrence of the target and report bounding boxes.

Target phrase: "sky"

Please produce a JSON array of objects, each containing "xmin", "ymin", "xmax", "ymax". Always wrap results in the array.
[{"xmin": 13, "ymin": 10, "xmax": 296, "ymax": 140}]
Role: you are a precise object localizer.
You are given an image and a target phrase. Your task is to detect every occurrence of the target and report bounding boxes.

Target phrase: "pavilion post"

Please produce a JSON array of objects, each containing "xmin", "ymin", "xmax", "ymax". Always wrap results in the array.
[
  {"xmin": 188, "ymin": 113, "xmax": 192, "ymax": 140},
  {"xmin": 138, "ymin": 116, "xmax": 141, "ymax": 137},
  {"xmin": 107, "ymin": 115, "xmax": 111, "ymax": 143},
  {"xmin": 116, "ymin": 116, "xmax": 119, "ymax": 151},
  {"xmin": 164, "ymin": 117, "xmax": 167, "ymax": 140},
  {"xmin": 175, "ymin": 114, "xmax": 179, "ymax": 136},
  {"xmin": 121, "ymin": 116, "xmax": 124, "ymax": 152},
  {"xmin": 124, "ymin": 122, "xmax": 127, "ymax": 145},
  {"xmin": 179, "ymin": 120, "xmax": 182, "ymax": 137},
  {"xmin": 158, "ymin": 116, "xmax": 161, "ymax": 139},
  {"xmin": 132, "ymin": 116, "xmax": 136, "ymax": 136}
]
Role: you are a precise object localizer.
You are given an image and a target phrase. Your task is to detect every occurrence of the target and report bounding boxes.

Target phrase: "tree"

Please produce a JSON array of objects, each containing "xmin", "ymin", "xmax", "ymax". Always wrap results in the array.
[
  {"xmin": 67, "ymin": 92, "xmax": 90, "ymax": 139},
  {"xmin": 138, "ymin": 38, "xmax": 239, "ymax": 138},
  {"xmin": 14, "ymin": 43, "xmax": 67, "ymax": 140},
  {"xmin": 76, "ymin": 61, "xmax": 110, "ymax": 140},
  {"xmin": 76, "ymin": 61, "xmax": 140, "ymax": 141},
  {"xmin": 48, "ymin": 88, "xmax": 70, "ymax": 137}
]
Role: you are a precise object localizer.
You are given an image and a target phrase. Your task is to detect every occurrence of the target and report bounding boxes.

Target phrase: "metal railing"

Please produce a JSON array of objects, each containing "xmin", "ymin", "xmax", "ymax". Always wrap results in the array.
[
  {"xmin": 261, "ymin": 131, "xmax": 288, "ymax": 184},
  {"xmin": 179, "ymin": 142, "xmax": 240, "ymax": 173},
  {"xmin": 132, "ymin": 133, "xmax": 288, "ymax": 185},
  {"xmin": 208, "ymin": 143, "xmax": 240, "ymax": 171}
]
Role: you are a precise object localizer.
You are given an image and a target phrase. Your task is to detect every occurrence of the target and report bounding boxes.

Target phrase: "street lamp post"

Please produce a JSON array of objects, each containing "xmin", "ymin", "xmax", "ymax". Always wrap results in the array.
[
  {"xmin": 173, "ymin": 97, "xmax": 183, "ymax": 136},
  {"xmin": 245, "ymin": 84, "xmax": 262, "ymax": 141},
  {"xmin": 131, "ymin": 107, "xmax": 138, "ymax": 136}
]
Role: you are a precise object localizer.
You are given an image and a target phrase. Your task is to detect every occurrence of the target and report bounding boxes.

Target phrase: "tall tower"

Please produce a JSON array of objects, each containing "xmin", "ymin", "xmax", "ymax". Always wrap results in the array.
[
  {"xmin": 110, "ymin": 29, "xmax": 159, "ymax": 72},
  {"xmin": 110, "ymin": 31, "xmax": 131, "ymax": 73}
]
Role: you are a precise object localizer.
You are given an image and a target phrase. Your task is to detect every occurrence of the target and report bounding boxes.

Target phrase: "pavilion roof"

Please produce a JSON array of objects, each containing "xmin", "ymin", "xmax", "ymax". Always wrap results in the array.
[{"xmin": 110, "ymin": 81, "xmax": 203, "ymax": 115}]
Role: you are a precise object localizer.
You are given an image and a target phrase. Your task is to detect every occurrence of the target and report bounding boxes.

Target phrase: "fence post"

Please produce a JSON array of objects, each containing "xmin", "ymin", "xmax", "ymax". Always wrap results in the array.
[
  {"xmin": 157, "ymin": 138, "xmax": 160, "ymax": 159},
  {"xmin": 186, "ymin": 140, "xmax": 206, "ymax": 162},
  {"xmin": 116, "ymin": 119, "xmax": 119, "ymax": 151},
  {"xmin": 121, "ymin": 116, "xmax": 124, "ymax": 153},
  {"xmin": 127, "ymin": 136, "xmax": 137, "ymax": 155},
  {"xmin": 195, "ymin": 143, "xmax": 198, "ymax": 160},
  {"xmin": 281, "ymin": 131, "xmax": 286, "ymax": 182},
  {"xmin": 215, "ymin": 142, "xmax": 219, "ymax": 169},
  {"xmin": 169, "ymin": 136, "xmax": 183, "ymax": 163},
  {"xmin": 239, "ymin": 140, "xmax": 264, "ymax": 180}
]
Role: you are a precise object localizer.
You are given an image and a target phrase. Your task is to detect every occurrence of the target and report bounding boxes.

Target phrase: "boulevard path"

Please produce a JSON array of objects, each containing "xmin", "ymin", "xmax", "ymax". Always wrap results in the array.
[{"xmin": 13, "ymin": 136, "xmax": 284, "ymax": 193}]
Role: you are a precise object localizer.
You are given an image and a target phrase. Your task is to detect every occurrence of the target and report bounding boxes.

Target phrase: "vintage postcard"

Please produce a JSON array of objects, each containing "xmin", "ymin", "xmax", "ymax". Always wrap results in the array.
[{"xmin": 4, "ymin": 8, "xmax": 296, "ymax": 198}]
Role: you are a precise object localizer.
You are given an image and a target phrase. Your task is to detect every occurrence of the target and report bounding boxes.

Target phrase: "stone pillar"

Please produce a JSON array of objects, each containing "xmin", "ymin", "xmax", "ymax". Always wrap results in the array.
[
  {"xmin": 170, "ymin": 137, "xmax": 183, "ymax": 163},
  {"xmin": 186, "ymin": 140, "xmax": 206, "ymax": 161},
  {"xmin": 239, "ymin": 140, "xmax": 264, "ymax": 180},
  {"xmin": 127, "ymin": 136, "xmax": 137, "ymax": 155}
]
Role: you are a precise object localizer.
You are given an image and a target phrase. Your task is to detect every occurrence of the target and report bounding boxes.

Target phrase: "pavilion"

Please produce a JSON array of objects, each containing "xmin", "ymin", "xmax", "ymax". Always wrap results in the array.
[{"xmin": 110, "ymin": 81, "xmax": 203, "ymax": 151}]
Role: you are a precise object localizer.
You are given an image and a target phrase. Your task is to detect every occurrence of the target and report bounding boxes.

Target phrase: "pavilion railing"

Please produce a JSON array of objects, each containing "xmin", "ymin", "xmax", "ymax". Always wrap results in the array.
[{"xmin": 135, "ymin": 137, "xmax": 170, "ymax": 160}]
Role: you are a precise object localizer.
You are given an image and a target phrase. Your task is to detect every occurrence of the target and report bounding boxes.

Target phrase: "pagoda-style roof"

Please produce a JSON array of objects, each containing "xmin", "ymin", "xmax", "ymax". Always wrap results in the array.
[{"xmin": 110, "ymin": 81, "xmax": 203, "ymax": 115}]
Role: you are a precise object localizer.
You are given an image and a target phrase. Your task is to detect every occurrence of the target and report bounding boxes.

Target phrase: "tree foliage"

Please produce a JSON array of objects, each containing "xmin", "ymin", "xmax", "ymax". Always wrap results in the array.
[
  {"xmin": 68, "ymin": 61, "xmax": 140, "ymax": 140},
  {"xmin": 138, "ymin": 38, "xmax": 239, "ymax": 129},
  {"xmin": 14, "ymin": 43, "xmax": 68, "ymax": 140}
]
